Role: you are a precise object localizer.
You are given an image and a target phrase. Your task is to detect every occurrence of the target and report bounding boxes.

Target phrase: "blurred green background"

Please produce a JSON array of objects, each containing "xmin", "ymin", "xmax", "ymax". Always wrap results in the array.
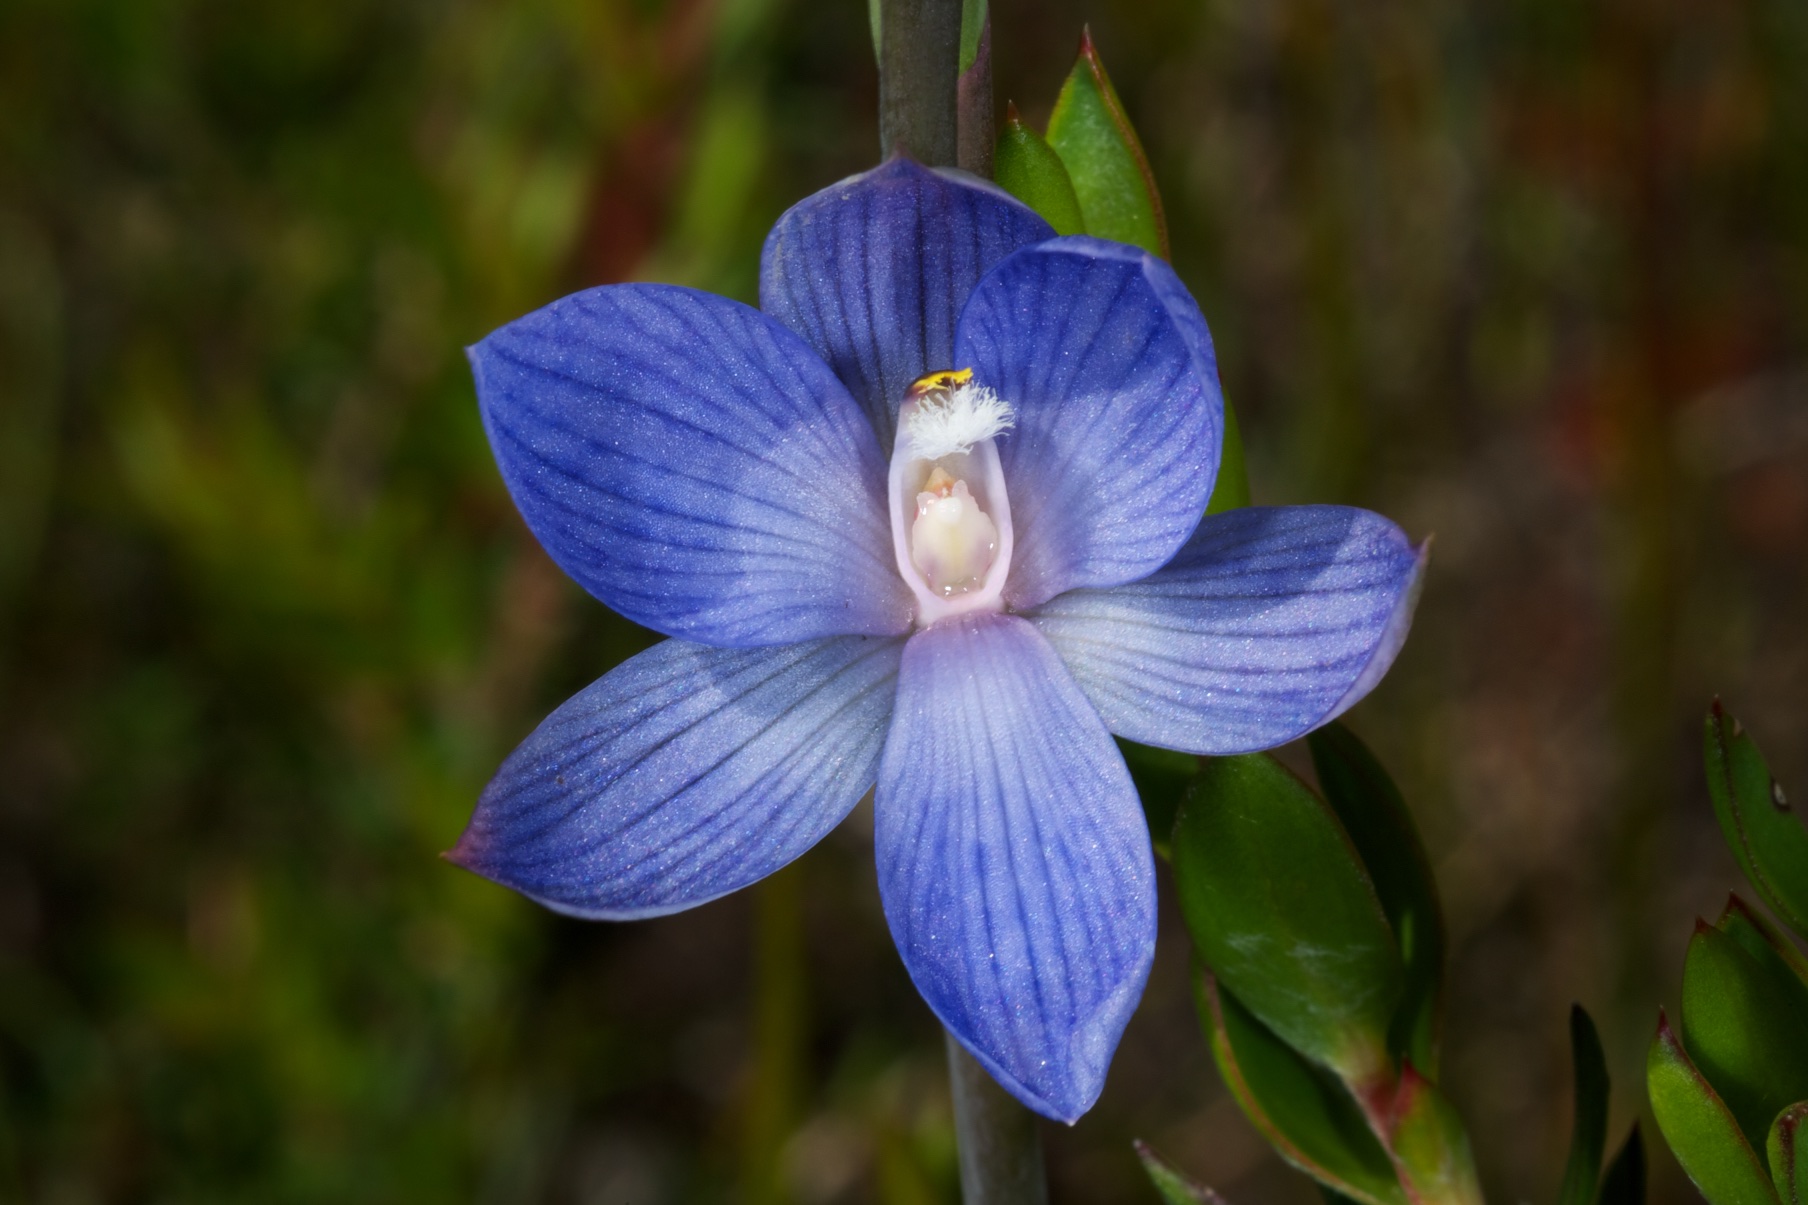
[{"xmin": 2, "ymin": 0, "xmax": 1805, "ymax": 1201}]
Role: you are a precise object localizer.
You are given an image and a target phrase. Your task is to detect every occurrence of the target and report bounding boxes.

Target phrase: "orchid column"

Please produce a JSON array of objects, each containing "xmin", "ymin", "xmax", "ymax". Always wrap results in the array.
[{"xmin": 878, "ymin": 2, "xmax": 1049, "ymax": 1201}]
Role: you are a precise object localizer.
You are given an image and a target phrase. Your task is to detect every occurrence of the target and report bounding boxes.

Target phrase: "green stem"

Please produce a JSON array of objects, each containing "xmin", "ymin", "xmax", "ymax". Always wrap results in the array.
[
  {"xmin": 946, "ymin": 1035, "xmax": 1048, "ymax": 1205},
  {"xmin": 878, "ymin": 0, "xmax": 961, "ymax": 163}
]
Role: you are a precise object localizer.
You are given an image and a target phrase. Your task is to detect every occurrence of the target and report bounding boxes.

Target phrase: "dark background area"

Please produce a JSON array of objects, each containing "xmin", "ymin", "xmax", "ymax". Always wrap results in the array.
[{"xmin": 2, "ymin": 0, "xmax": 1805, "ymax": 1200}]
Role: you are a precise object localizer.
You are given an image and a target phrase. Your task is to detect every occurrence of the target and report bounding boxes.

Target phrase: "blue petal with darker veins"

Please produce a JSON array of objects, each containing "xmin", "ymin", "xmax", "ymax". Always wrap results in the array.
[
  {"xmin": 875, "ymin": 612, "xmax": 1155, "ymax": 1123},
  {"xmin": 956, "ymin": 236, "xmax": 1225, "ymax": 610},
  {"xmin": 760, "ymin": 158, "xmax": 1054, "ymax": 452},
  {"xmin": 472, "ymin": 283, "xmax": 911, "ymax": 648},
  {"xmin": 450, "ymin": 634, "xmax": 904, "ymax": 919},
  {"xmin": 1029, "ymin": 505, "xmax": 1425, "ymax": 755}
]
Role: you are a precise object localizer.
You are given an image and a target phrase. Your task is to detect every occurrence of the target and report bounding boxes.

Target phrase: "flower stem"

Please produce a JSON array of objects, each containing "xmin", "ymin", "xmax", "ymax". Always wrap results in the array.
[
  {"xmin": 878, "ymin": 0, "xmax": 961, "ymax": 164},
  {"xmin": 739, "ymin": 860, "xmax": 806, "ymax": 1204},
  {"xmin": 945, "ymin": 1034, "xmax": 1049, "ymax": 1205},
  {"xmin": 876, "ymin": 6, "xmax": 1044, "ymax": 1198}
]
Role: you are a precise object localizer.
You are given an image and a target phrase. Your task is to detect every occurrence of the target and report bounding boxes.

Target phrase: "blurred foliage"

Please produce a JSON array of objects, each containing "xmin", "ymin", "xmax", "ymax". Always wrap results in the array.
[{"xmin": 2, "ymin": 0, "xmax": 1808, "ymax": 1202}]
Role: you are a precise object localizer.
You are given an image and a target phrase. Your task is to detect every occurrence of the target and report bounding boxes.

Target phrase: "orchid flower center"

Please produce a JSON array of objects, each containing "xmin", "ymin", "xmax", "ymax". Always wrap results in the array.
[{"xmin": 888, "ymin": 368, "xmax": 1015, "ymax": 627}]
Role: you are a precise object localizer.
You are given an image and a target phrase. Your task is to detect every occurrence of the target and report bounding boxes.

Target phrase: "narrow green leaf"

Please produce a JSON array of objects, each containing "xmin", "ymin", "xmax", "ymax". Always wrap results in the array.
[
  {"xmin": 1045, "ymin": 27, "xmax": 1169, "ymax": 257},
  {"xmin": 1716, "ymin": 894, "xmax": 1808, "ymax": 997},
  {"xmin": 994, "ymin": 104, "xmax": 1085, "ymax": 235},
  {"xmin": 1770, "ymin": 1103, "xmax": 1808, "ymax": 1205},
  {"xmin": 1308, "ymin": 722, "xmax": 1446, "ymax": 1074},
  {"xmin": 1648, "ymin": 1010, "xmax": 1782, "ymax": 1205},
  {"xmin": 1173, "ymin": 755, "xmax": 1403, "ymax": 1083},
  {"xmin": 1196, "ymin": 969, "xmax": 1406, "ymax": 1205},
  {"xmin": 959, "ymin": 0, "xmax": 987, "ymax": 74},
  {"xmin": 1707, "ymin": 702, "xmax": 1808, "ymax": 940},
  {"xmin": 1386, "ymin": 1064, "xmax": 1484, "ymax": 1205},
  {"xmin": 868, "ymin": 0, "xmax": 881, "ymax": 63},
  {"xmin": 1204, "ymin": 397, "xmax": 1252, "ymax": 514},
  {"xmin": 1559, "ymin": 1005, "xmax": 1611, "ymax": 1205},
  {"xmin": 1597, "ymin": 1125, "xmax": 1647, "ymax": 1205},
  {"xmin": 1682, "ymin": 922, "xmax": 1808, "ymax": 1152},
  {"xmin": 1117, "ymin": 736, "xmax": 1199, "ymax": 860},
  {"xmin": 1135, "ymin": 1139, "xmax": 1231, "ymax": 1205}
]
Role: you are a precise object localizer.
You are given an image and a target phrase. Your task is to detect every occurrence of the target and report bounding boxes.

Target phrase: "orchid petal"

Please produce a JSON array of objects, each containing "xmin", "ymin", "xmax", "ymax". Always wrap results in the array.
[
  {"xmin": 875, "ymin": 612, "xmax": 1155, "ymax": 1122},
  {"xmin": 1030, "ymin": 506, "xmax": 1425, "ymax": 755},
  {"xmin": 760, "ymin": 158, "xmax": 1054, "ymax": 451},
  {"xmin": 451, "ymin": 634, "xmax": 903, "ymax": 918},
  {"xmin": 955, "ymin": 236, "xmax": 1224, "ymax": 610},
  {"xmin": 472, "ymin": 284, "xmax": 911, "ymax": 647}
]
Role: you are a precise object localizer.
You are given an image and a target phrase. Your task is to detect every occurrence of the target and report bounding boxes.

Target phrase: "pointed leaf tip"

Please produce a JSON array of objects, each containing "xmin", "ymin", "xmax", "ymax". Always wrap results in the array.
[
  {"xmin": 1681, "ymin": 919, "xmax": 1808, "ymax": 1154},
  {"xmin": 994, "ymin": 109, "xmax": 1085, "ymax": 236},
  {"xmin": 1136, "ymin": 1140, "xmax": 1232, "ymax": 1205},
  {"xmin": 1558, "ymin": 1004, "xmax": 1610, "ymax": 1205},
  {"xmin": 1598, "ymin": 1124, "xmax": 1648, "ymax": 1205},
  {"xmin": 1648, "ymin": 1009, "xmax": 1782, "ymax": 1205},
  {"xmin": 1714, "ymin": 893, "xmax": 1808, "ymax": 992},
  {"xmin": 1045, "ymin": 27, "xmax": 1169, "ymax": 257}
]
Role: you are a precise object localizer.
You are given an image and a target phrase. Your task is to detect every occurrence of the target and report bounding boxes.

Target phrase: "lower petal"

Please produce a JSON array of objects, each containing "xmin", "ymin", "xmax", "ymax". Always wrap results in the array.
[
  {"xmin": 1029, "ymin": 505, "xmax": 1425, "ymax": 755},
  {"xmin": 875, "ymin": 612, "xmax": 1155, "ymax": 1123},
  {"xmin": 451, "ymin": 634, "xmax": 903, "ymax": 918}
]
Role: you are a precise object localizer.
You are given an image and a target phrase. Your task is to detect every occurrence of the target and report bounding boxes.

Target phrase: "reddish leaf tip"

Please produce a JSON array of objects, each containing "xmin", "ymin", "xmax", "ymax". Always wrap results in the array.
[{"xmin": 1004, "ymin": 98, "xmax": 1022, "ymax": 124}]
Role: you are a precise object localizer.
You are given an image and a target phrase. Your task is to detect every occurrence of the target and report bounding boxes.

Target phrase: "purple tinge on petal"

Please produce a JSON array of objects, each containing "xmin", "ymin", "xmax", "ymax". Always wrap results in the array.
[
  {"xmin": 1029, "ymin": 505, "xmax": 1426, "ymax": 755},
  {"xmin": 956, "ymin": 236, "xmax": 1224, "ymax": 610},
  {"xmin": 760, "ymin": 158, "xmax": 1054, "ymax": 452},
  {"xmin": 450, "ymin": 634, "xmax": 903, "ymax": 919},
  {"xmin": 875, "ymin": 612, "xmax": 1155, "ymax": 1123},
  {"xmin": 472, "ymin": 283, "xmax": 911, "ymax": 648}
]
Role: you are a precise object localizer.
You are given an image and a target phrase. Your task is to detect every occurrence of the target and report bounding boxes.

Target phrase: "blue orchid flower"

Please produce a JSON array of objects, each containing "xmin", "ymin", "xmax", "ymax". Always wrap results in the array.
[{"xmin": 450, "ymin": 158, "xmax": 1425, "ymax": 1123}]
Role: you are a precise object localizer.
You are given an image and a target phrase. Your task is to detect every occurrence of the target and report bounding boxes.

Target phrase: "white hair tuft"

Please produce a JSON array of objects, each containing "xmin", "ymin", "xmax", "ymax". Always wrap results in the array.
[{"xmin": 903, "ymin": 384, "xmax": 1015, "ymax": 460}]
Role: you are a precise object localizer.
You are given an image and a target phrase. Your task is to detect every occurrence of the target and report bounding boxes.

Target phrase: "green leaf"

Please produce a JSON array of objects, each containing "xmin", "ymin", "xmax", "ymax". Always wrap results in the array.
[
  {"xmin": 1682, "ymin": 922, "xmax": 1808, "ymax": 1152},
  {"xmin": 1307, "ymin": 722, "xmax": 1446, "ymax": 1074},
  {"xmin": 1559, "ymin": 1005, "xmax": 1611, "ymax": 1205},
  {"xmin": 994, "ymin": 104, "xmax": 1085, "ymax": 236},
  {"xmin": 1196, "ymin": 969, "xmax": 1406, "ymax": 1205},
  {"xmin": 1706, "ymin": 702, "xmax": 1808, "ymax": 940},
  {"xmin": 959, "ymin": 0, "xmax": 987, "ymax": 74},
  {"xmin": 1716, "ymin": 894, "xmax": 1808, "ymax": 996},
  {"xmin": 1173, "ymin": 755, "xmax": 1404, "ymax": 1084},
  {"xmin": 1385, "ymin": 1064, "xmax": 1484, "ymax": 1205},
  {"xmin": 1045, "ymin": 27, "xmax": 1169, "ymax": 257},
  {"xmin": 1598, "ymin": 1125, "xmax": 1647, "ymax": 1205},
  {"xmin": 1164, "ymin": 752, "xmax": 1403, "ymax": 1078},
  {"xmin": 1770, "ymin": 1103, "xmax": 1808, "ymax": 1205},
  {"xmin": 1648, "ymin": 1010, "xmax": 1782, "ymax": 1205},
  {"xmin": 1135, "ymin": 1139, "xmax": 1231, "ymax": 1205},
  {"xmin": 1204, "ymin": 397, "xmax": 1252, "ymax": 515},
  {"xmin": 1117, "ymin": 737, "xmax": 1199, "ymax": 860}
]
